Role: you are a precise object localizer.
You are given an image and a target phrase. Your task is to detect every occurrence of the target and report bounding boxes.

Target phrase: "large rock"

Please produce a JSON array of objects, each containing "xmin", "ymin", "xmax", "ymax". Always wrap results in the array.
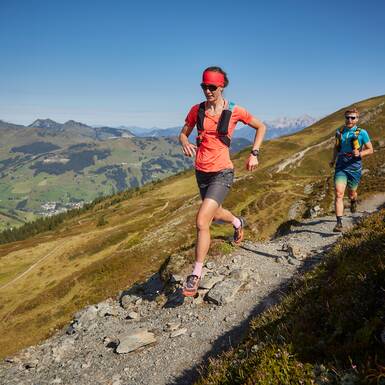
[
  {"xmin": 116, "ymin": 330, "xmax": 156, "ymax": 354},
  {"xmin": 282, "ymin": 242, "xmax": 307, "ymax": 260},
  {"xmin": 67, "ymin": 305, "xmax": 99, "ymax": 333},
  {"xmin": 51, "ymin": 338, "xmax": 75, "ymax": 362},
  {"xmin": 199, "ymin": 274, "xmax": 225, "ymax": 290},
  {"xmin": 206, "ymin": 278, "xmax": 243, "ymax": 305},
  {"xmin": 288, "ymin": 200, "xmax": 305, "ymax": 220},
  {"xmin": 120, "ymin": 294, "xmax": 142, "ymax": 310},
  {"xmin": 159, "ymin": 253, "xmax": 187, "ymax": 283},
  {"xmin": 97, "ymin": 300, "xmax": 119, "ymax": 317},
  {"xmin": 230, "ymin": 269, "xmax": 249, "ymax": 282},
  {"xmin": 74, "ymin": 305, "xmax": 98, "ymax": 324},
  {"xmin": 309, "ymin": 205, "xmax": 322, "ymax": 218}
]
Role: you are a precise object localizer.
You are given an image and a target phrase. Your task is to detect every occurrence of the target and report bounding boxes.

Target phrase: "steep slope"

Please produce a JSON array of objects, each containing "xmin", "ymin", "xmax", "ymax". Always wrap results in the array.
[
  {"xmin": 196, "ymin": 205, "xmax": 385, "ymax": 385},
  {"xmin": 0, "ymin": 192, "xmax": 384, "ymax": 385},
  {"xmin": 0, "ymin": 94, "xmax": 384, "ymax": 359}
]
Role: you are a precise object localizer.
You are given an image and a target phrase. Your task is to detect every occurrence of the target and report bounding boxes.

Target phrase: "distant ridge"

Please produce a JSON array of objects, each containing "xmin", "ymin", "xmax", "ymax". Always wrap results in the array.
[
  {"xmin": 128, "ymin": 114, "xmax": 317, "ymax": 141},
  {"xmin": 26, "ymin": 118, "xmax": 135, "ymax": 139},
  {"xmin": 29, "ymin": 118, "xmax": 63, "ymax": 130}
]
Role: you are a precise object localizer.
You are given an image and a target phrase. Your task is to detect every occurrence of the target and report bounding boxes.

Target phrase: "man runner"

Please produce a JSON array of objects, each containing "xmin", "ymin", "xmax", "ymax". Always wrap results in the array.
[{"xmin": 329, "ymin": 108, "xmax": 373, "ymax": 232}]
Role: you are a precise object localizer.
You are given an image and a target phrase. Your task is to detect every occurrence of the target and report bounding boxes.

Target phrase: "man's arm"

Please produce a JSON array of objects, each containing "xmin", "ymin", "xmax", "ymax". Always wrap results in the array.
[
  {"xmin": 329, "ymin": 145, "xmax": 338, "ymax": 168},
  {"xmin": 354, "ymin": 141, "xmax": 373, "ymax": 158}
]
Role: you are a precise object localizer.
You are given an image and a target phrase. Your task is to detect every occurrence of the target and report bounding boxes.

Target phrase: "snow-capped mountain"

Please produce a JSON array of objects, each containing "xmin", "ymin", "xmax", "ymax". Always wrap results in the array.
[{"xmin": 234, "ymin": 114, "xmax": 317, "ymax": 141}]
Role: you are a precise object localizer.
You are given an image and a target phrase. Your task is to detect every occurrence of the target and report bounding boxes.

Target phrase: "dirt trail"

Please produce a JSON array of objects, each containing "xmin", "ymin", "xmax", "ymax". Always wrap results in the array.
[
  {"xmin": 1, "ymin": 194, "xmax": 385, "ymax": 385},
  {"xmin": 275, "ymin": 137, "xmax": 334, "ymax": 173},
  {"xmin": 0, "ymin": 240, "xmax": 69, "ymax": 291}
]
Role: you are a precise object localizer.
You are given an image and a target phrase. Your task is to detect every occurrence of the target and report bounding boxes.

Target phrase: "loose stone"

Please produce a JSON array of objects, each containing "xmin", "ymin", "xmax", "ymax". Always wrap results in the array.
[
  {"xmin": 165, "ymin": 322, "xmax": 181, "ymax": 332},
  {"xmin": 170, "ymin": 328, "xmax": 187, "ymax": 338},
  {"xmin": 116, "ymin": 330, "xmax": 156, "ymax": 354},
  {"xmin": 206, "ymin": 279, "xmax": 243, "ymax": 306},
  {"xmin": 127, "ymin": 311, "xmax": 140, "ymax": 320}
]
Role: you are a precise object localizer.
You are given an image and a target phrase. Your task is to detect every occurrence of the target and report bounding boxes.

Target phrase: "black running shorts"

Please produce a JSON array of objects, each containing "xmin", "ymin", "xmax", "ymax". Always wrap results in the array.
[{"xmin": 195, "ymin": 168, "xmax": 234, "ymax": 205}]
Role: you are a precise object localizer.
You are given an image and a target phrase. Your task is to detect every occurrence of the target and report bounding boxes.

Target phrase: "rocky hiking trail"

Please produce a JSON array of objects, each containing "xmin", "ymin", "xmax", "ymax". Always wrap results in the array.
[{"xmin": 1, "ymin": 194, "xmax": 385, "ymax": 385}]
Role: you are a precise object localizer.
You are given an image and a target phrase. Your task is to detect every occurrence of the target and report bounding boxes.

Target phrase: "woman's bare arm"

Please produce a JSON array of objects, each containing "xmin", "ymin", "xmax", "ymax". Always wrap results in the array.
[{"xmin": 179, "ymin": 124, "xmax": 197, "ymax": 157}]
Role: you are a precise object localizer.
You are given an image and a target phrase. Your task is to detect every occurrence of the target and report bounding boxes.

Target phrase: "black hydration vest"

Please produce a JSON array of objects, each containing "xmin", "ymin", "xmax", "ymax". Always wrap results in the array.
[{"xmin": 196, "ymin": 101, "xmax": 235, "ymax": 147}]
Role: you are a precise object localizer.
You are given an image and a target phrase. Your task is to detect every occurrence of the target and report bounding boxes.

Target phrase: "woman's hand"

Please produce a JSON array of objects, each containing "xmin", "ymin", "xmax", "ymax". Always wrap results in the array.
[
  {"xmin": 182, "ymin": 141, "xmax": 197, "ymax": 157},
  {"xmin": 246, "ymin": 154, "xmax": 259, "ymax": 171},
  {"xmin": 179, "ymin": 124, "xmax": 196, "ymax": 157}
]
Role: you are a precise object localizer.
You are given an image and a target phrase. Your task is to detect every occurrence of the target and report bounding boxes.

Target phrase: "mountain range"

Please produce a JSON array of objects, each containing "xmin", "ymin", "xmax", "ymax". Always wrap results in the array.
[
  {"xmin": 0, "ymin": 118, "xmax": 193, "ymax": 230},
  {"xmin": 124, "ymin": 114, "xmax": 317, "ymax": 140}
]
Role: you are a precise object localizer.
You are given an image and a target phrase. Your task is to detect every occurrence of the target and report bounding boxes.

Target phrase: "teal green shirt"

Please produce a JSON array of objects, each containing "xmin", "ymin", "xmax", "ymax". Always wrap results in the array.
[{"xmin": 337, "ymin": 126, "xmax": 370, "ymax": 153}]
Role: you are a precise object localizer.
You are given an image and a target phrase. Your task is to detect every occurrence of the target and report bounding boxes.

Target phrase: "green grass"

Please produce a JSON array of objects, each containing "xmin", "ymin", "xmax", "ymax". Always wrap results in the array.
[{"xmin": 196, "ymin": 209, "xmax": 385, "ymax": 385}]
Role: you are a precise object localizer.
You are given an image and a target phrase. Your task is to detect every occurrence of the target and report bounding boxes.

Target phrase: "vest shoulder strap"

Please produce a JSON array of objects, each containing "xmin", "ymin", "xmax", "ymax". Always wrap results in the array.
[
  {"xmin": 197, "ymin": 102, "xmax": 206, "ymax": 133},
  {"xmin": 335, "ymin": 127, "xmax": 344, "ymax": 151}
]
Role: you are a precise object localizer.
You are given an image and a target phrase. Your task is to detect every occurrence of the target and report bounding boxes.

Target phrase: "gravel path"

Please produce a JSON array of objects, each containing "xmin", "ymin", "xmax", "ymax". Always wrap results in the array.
[{"xmin": 1, "ymin": 194, "xmax": 384, "ymax": 385}]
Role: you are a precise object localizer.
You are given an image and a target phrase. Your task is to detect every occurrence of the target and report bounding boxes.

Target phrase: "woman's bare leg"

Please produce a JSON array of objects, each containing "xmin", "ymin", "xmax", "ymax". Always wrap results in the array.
[
  {"xmin": 195, "ymin": 198, "xmax": 219, "ymax": 264},
  {"xmin": 213, "ymin": 205, "xmax": 236, "ymax": 224}
]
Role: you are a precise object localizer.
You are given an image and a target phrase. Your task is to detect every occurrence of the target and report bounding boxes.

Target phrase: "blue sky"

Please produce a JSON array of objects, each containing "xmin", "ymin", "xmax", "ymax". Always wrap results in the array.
[{"xmin": 0, "ymin": 0, "xmax": 384, "ymax": 128}]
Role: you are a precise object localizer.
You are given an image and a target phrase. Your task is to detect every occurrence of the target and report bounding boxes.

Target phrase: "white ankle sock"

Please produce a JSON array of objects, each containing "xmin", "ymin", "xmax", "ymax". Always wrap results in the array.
[
  {"xmin": 192, "ymin": 262, "xmax": 203, "ymax": 277},
  {"xmin": 232, "ymin": 217, "xmax": 241, "ymax": 229}
]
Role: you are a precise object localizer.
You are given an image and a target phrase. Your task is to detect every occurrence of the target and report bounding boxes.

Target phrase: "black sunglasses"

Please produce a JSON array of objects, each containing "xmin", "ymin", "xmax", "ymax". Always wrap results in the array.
[
  {"xmin": 345, "ymin": 116, "xmax": 357, "ymax": 120},
  {"xmin": 200, "ymin": 83, "xmax": 218, "ymax": 92}
]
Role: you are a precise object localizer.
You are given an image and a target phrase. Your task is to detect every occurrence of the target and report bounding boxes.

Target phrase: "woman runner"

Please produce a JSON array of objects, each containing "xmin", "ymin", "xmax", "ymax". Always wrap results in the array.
[{"xmin": 179, "ymin": 66, "xmax": 266, "ymax": 297}]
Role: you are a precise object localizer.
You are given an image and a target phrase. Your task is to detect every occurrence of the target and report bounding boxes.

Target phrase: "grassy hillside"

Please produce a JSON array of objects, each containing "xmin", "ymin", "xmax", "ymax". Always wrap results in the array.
[
  {"xmin": 0, "ymin": 121, "xmax": 193, "ymax": 230},
  {"xmin": 195, "ymin": 208, "xmax": 385, "ymax": 385},
  {"xmin": 0, "ymin": 95, "xmax": 384, "ymax": 359}
]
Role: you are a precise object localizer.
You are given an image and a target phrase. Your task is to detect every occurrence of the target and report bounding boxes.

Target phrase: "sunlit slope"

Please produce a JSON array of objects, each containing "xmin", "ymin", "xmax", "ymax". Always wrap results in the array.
[
  {"xmin": 195, "ymin": 211, "xmax": 385, "ymax": 385},
  {"xmin": 0, "ymin": 94, "xmax": 384, "ymax": 359}
]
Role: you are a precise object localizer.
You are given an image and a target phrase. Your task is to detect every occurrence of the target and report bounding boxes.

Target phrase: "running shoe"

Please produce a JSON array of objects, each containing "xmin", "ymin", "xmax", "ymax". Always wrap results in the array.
[
  {"xmin": 350, "ymin": 199, "xmax": 357, "ymax": 213},
  {"xmin": 182, "ymin": 275, "xmax": 200, "ymax": 297},
  {"xmin": 333, "ymin": 222, "xmax": 344, "ymax": 232},
  {"xmin": 233, "ymin": 216, "xmax": 246, "ymax": 245}
]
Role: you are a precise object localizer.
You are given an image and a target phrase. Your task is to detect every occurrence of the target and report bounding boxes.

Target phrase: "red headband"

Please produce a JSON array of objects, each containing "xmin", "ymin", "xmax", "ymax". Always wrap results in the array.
[{"xmin": 202, "ymin": 71, "xmax": 225, "ymax": 87}]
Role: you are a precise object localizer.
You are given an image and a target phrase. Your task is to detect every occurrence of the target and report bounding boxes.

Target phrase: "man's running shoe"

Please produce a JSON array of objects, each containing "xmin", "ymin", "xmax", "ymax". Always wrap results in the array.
[
  {"xmin": 350, "ymin": 199, "xmax": 357, "ymax": 213},
  {"xmin": 182, "ymin": 275, "xmax": 200, "ymax": 297},
  {"xmin": 333, "ymin": 222, "xmax": 344, "ymax": 232},
  {"xmin": 233, "ymin": 216, "xmax": 246, "ymax": 245}
]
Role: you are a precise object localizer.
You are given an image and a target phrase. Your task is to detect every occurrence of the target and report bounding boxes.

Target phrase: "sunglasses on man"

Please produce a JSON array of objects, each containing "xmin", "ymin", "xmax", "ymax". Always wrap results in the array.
[
  {"xmin": 345, "ymin": 116, "xmax": 358, "ymax": 120},
  {"xmin": 200, "ymin": 83, "xmax": 218, "ymax": 92}
]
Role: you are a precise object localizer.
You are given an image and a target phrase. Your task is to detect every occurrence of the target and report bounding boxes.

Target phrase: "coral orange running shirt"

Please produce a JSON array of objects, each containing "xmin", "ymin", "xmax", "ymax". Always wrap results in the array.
[{"xmin": 185, "ymin": 101, "xmax": 254, "ymax": 172}]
